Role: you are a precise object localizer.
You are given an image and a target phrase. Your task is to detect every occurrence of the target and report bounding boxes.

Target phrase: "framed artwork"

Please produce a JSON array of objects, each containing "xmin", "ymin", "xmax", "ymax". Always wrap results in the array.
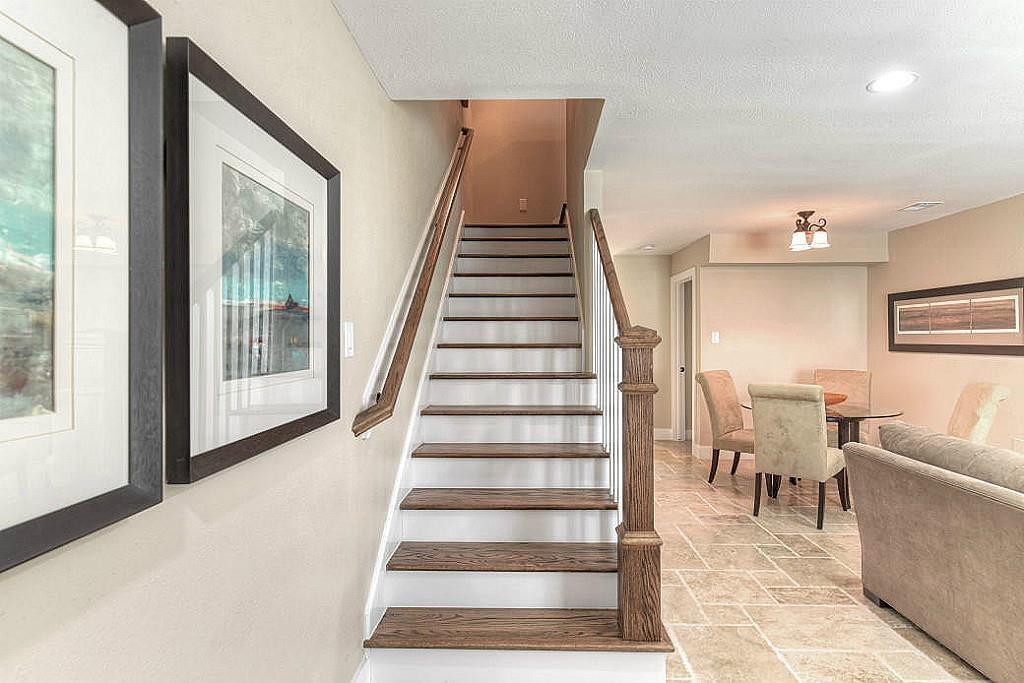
[
  {"xmin": 165, "ymin": 38, "xmax": 341, "ymax": 484},
  {"xmin": 0, "ymin": 0, "xmax": 163, "ymax": 572},
  {"xmin": 889, "ymin": 277, "xmax": 1024, "ymax": 355}
]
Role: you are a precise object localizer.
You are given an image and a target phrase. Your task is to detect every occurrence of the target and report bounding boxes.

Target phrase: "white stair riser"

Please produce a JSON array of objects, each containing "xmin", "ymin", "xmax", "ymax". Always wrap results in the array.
[
  {"xmin": 447, "ymin": 296, "xmax": 577, "ymax": 317},
  {"xmin": 409, "ymin": 457, "xmax": 609, "ymax": 488},
  {"xmin": 400, "ymin": 510, "xmax": 618, "ymax": 542},
  {"xmin": 419, "ymin": 415, "xmax": 601, "ymax": 443},
  {"xmin": 367, "ymin": 650, "xmax": 666, "ymax": 683},
  {"xmin": 441, "ymin": 320, "xmax": 580, "ymax": 344},
  {"xmin": 427, "ymin": 379, "xmax": 595, "ymax": 405},
  {"xmin": 451, "ymin": 276, "xmax": 575, "ymax": 294},
  {"xmin": 379, "ymin": 571, "xmax": 616, "ymax": 608},
  {"xmin": 460, "ymin": 240, "xmax": 569, "ymax": 255},
  {"xmin": 463, "ymin": 226, "xmax": 566, "ymax": 238},
  {"xmin": 457, "ymin": 256, "xmax": 573, "ymax": 274},
  {"xmin": 433, "ymin": 347, "xmax": 581, "ymax": 372}
]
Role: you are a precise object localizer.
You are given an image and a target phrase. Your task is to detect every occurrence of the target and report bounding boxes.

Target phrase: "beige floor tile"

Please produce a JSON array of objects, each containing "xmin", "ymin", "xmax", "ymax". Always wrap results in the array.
[
  {"xmin": 662, "ymin": 539, "xmax": 709, "ymax": 570},
  {"xmin": 670, "ymin": 625, "xmax": 797, "ymax": 682},
  {"xmin": 695, "ymin": 513, "xmax": 756, "ymax": 525},
  {"xmin": 662, "ymin": 569, "xmax": 683, "ymax": 585},
  {"xmin": 755, "ymin": 513, "xmax": 835, "ymax": 534},
  {"xmin": 677, "ymin": 523, "xmax": 778, "ymax": 546},
  {"xmin": 782, "ymin": 651, "xmax": 901, "ymax": 682},
  {"xmin": 758, "ymin": 543, "xmax": 798, "ymax": 558},
  {"xmin": 665, "ymin": 651, "xmax": 691, "ymax": 679},
  {"xmin": 693, "ymin": 544, "xmax": 778, "ymax": 571},
  {"xmin": 878, "ymin": 650, "xmax": 956, "ymax": 681},
  {"xmin": 662, "ymin": 584, "xmax": 707, "ymax": 624},
  {"xmin": 701, "ymin": 604, "xmax": 753, "ymax": 625},
  {"xmin": 772, "ymin": 533, "xmax": 830, "ymax": 557},
  {"xmin": 767, "ymin": 586, "xmax": 857, "ymax": 605},
  {"xmin": 772, "ymin": 556, "xmax": 860, "ymax": 588},
  {"xmin": 750, "ymin": 569, "xmax": 799, "ymax": 588},
  {"xmin": 745, "ymin": 605, "xmax": 917, "ymax": 652},
  {"xmin": 681, "ymin": 570, "xmax": 775, "ymax": 605},
  {"xmin": 895, "ymin": 629, "xmax": 987, "ymax": 681}
]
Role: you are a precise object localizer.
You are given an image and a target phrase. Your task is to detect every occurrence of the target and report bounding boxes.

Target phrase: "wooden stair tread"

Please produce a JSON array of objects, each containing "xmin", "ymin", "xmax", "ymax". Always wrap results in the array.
[
  {"xmin": 448, "ymin": 292, "xmax": 575, "ymax": 298},
  {"xmin": 387, "ymin": 542, "xmax": 617, "ymax": 573},
  {"xmin": 364, "ymin": 608, "xmax": 673, "ymax": 652},
  {"xmin": 465, "ymin": 223, "xmax": 563, "ymax": 228},
  {"xmin": 443, "ymin": 316, "xmax": 579, "ymax": 321},
  {"xmin": 429, "ymin": 372, "xmax": 596, "ymax": 380},
  {"xmin": 436, "ymin": 342, "xmax": 581, "ymax": 349},
  {"xmin": 457, "ymin": 253, "xmax": 569, "ymax": 258},
  {"xmin": 400, "ymin": 488, "xmax": 617, "ymax": 510},
  {"xmin": 412, "ymin": 443, "xmax": 608, "ymax": 459},
  {"xmin": 462, "ymin": 236, "xmax": 568, "ymax": 242},
  {"xmin": 421, "ymin": 405, "xmax": 600, "ymax": 416},
  {"xmin": 452, "ymin": 272, "xmax": 573, "ymax": 277}
]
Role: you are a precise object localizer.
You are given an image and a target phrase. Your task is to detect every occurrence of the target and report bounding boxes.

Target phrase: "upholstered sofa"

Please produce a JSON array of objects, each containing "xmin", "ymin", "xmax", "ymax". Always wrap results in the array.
[{"xmin": 843, "ymin": 422, "xmax": 1024, "ymax": 683}]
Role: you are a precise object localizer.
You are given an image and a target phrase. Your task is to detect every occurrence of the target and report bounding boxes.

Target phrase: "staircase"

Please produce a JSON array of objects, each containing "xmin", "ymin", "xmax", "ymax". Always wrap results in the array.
[{"xmin": 362, "ymin": 221, "xmax": 670, "ymax": 682}]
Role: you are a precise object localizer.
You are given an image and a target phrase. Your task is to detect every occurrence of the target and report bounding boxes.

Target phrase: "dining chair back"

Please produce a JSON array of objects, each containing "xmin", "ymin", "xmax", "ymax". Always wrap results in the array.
[
  {"xmin": 947, "ymin": 382, "xmax": 1011, "ymax": 444},
  {"xmin": 696, "ymin": 370, "xmax": 744, "ymax": 438},
  {"xmin": 813, "ymin": 368, "xmax": 871, "ymax": 406},
  {"xmin": 749, "ymin": 383, "xmax": 832, "ymax": 480}
]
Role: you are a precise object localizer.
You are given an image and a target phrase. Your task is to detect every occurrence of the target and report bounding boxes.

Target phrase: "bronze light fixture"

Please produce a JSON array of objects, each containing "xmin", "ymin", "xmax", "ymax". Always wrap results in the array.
[{"xmin": 789, "ymin": 210, "xmax": 830, "ymax": 251}]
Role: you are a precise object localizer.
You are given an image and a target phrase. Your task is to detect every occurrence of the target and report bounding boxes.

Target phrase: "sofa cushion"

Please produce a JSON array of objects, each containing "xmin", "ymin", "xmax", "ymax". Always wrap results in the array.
[{"xmin": 879, "ymin": 421, "xmax": 1024, "ymax": 494}]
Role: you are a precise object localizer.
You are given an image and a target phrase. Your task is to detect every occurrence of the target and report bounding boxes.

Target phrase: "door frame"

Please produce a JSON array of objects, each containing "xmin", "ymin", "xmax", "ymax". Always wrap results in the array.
[{"xmin": 670, "ymin": 269, "xmax": 697, "ymax": 441}]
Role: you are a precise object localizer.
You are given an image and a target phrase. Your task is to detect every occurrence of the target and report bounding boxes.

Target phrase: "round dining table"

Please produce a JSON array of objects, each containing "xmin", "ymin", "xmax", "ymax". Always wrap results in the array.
[{"xmin": 740, "ymin": 401, "xmax": 904, "ymax": 447}]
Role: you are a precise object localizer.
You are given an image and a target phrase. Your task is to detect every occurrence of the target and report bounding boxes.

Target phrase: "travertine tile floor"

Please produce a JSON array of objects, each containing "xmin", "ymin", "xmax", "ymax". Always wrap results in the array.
[{"xmin": 655, "ymin": 440, "xmax": 987, "ymax": 683}]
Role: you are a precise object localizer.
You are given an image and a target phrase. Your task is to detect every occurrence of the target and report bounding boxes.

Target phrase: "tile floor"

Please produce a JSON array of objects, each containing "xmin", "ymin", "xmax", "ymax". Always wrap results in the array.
[{"xmin": 655, "ymin": 440, "xmax": 987, "ymax": 683}]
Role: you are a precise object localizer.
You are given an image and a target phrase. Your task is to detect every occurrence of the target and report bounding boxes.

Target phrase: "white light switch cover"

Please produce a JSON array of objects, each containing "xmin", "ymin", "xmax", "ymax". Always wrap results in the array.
[
  {"xmin": 518, "ymin": 198, "xmax": 528, "ymax": 212},
  {"xmin": 711, "ymin": 331, "xmax": 720, "ymax": 344},
  {"xmin": 343, "ymin": 321, "xmax": 355, "ymax": 358}
]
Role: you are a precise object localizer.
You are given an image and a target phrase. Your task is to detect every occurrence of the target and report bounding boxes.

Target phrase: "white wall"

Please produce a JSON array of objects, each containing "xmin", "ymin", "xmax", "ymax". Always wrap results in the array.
[
  {"xmin": 0, "ymin": 2, "xmax": 462, "ymax": 681},
  {"xmin": 694, "ymin": 266, "xmax": 868, "ymax": 451}
]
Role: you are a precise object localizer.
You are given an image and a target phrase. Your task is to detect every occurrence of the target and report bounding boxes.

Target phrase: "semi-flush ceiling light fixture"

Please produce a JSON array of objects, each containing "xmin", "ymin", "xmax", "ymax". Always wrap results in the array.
[
  {"xmin": 900, "ymin": 201, "xmax": 944, "ymax": 212},
  {"xmin": 641, "ymin": 244, "xmax": 656, "ymax": 252},
  {"xmin": 866, "ymin": 70, "xmax": 919, "ymax": 93},
  {"xmin": 789, "ymin": 210, "xmax": 830, "ymax": 251}
]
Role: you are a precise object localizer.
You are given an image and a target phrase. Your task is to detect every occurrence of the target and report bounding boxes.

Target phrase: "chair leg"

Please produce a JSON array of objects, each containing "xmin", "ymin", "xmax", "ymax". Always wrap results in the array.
[
  {"xmin": 753, "ymin": 472, "xmax": 763, "ymax": 516},
  {"xmin": 789, "ymin": 476, "xmax": 798, "ymax": 486},
  {"xmin": 730, "ymin": 451, "xmax": 741, "ymax": 475},
  {"xmin": 708, "ymin": 448, "xmax": 720, "ymax": 484},
  {"xmin": 771, "ymin": 474, "xmax": 781, "ymax": 498},
  {"xmin": 836, "ymin": 469, "xmax": 851, "ymax": 511},
  {"xmin": 816, "ymin": 482, "xmax": 826, "ymax": 530}
]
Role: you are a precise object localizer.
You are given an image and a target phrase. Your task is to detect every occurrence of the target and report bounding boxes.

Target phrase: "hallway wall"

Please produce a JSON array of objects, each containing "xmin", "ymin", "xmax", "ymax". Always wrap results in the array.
[{"xmin": 0, "ymin": 2, "xmax": 462, "ymax": 681}]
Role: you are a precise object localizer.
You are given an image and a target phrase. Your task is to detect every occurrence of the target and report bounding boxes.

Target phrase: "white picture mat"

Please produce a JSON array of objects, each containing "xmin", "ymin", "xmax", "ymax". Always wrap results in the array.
[
  {"xmin": 188, "ymin": 76, "xmax": 329, "ymax": 457},
  {"xmin": 0, "ymin": 0, "xmax": 130, "ymax": 529}
]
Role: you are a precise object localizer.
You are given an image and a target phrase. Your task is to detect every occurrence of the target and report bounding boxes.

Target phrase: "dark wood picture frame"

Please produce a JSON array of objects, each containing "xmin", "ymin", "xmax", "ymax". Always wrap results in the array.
[
  {"xmin": 888, "ymin": 277, "xmax": 1024, "ymax": 356},
  {"xmin": 164, "ymin": 38, "xmax": 341, "ymax": 484},
  {"xmin": 0, "ymin": 0, "xmax": 164, "ymax": 573}
]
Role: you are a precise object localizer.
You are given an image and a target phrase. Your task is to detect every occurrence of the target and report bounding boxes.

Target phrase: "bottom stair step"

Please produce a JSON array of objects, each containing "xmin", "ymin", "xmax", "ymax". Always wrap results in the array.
[
  {"xmin": 364, "ymin": 607, "xmax": 674, "ymax": 653},
  {"xmin": 400, "ymin": 488, "xmax": 617, "ymax": 510},
  {"xmin": 387, "ymin": 542, "xmax": 617, "ymax": 572}
]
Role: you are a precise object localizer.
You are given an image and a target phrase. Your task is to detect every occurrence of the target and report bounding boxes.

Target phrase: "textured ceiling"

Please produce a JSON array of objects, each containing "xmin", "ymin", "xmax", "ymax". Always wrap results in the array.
[{"xmin": 334, "ymin": 1, "xmax": 1024, "ymax": 254}]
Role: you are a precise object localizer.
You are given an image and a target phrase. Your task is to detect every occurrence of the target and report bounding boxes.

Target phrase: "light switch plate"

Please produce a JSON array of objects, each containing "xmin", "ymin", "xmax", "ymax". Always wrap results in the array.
[
  {"xmin": 343, "ymin": 321, "xmax": 355, "ymax": 358},
  {"xmin": 519, "ymin": 198, "xmax": 528, "ymax": 212},
  {"xmin": 711, "ymin": 331, "xmax": 720, "ymax": 344}
]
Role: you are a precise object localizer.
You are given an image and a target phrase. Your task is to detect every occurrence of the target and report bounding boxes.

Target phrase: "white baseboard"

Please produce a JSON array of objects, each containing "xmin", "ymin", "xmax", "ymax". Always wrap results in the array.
[{"xmin": 654, "ymin": 428, "xmax": 674, "ymax": 440}]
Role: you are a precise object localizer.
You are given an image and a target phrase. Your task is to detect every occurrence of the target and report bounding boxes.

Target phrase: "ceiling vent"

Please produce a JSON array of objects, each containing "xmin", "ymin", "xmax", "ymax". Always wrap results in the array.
[{"xmin": 900, "ymin": 201, "xmax": 944, "ymax": 212}]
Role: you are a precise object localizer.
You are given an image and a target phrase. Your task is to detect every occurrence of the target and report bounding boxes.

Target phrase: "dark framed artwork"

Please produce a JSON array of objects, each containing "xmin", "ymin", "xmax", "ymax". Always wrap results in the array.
[
  {"xmin": 164, "ymin": 38, "xmax": 341, "ymax": 484},
  {"xmin": 0, "ymin": 0, "xmax": 163, "ymax": 572},
  {"xmin": 889, "ymin": 277, "xmax": 1024, "ymax": 355}
]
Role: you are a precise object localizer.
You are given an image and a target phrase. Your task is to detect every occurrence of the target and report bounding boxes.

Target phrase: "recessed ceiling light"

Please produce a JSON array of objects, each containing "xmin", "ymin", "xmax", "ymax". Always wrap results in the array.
[
  {"xmin": 866, "ymin": 70, "xmax": 919, "ymax": 93},
  {"xmin": 641, "ymin": 244, "xmax": 656, "ymax": 251},
  {"xmin": 900, "ymin": 201, "xmax": 944, "ymax": 212}
]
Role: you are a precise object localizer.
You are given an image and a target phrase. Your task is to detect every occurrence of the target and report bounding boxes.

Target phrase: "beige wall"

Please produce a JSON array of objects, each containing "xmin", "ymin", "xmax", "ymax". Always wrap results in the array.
[
  {"xmin": 709, "ymin": 231, "xmax": 888, "ymax": 264},
  {"xmin": 616, "ymin": 255, "xmax": 673, "ymax": 429},
  {"xmin": 0, "ymin": 2, "xmax": 462, "ymax": 681},
  {"xmin": 670, "ymin": 235, "xmax": 710, "ymax": 274},
  {"xmin": 463, "ymin": 99, "xmax": 566, "ymax": 223},
  {"xmin": 694, "ymin": 266, "xmax": 869, "ymax": 450},
  {"xmin": 867, "ymin": 194, "xmax": 1024, "ymax": 449}
]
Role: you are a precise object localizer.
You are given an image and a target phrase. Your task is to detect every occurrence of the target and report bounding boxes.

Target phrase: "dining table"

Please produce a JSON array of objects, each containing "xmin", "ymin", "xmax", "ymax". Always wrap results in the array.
[{"xmin": 739, "ymin": 400, "xmax": 904, "ymax": 447}]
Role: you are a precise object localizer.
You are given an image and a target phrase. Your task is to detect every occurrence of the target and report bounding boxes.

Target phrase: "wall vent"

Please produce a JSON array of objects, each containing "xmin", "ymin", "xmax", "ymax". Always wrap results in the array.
[{"xmin": 899, "ymin": 201, "xmax": 944, "ymax": 212}]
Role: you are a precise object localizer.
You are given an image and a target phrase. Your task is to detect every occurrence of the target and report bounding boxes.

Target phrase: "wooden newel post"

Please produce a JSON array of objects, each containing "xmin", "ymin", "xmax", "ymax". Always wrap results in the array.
[{"xmin": 615, "ymin": 324, "xmax": 663, "ymax": 641}]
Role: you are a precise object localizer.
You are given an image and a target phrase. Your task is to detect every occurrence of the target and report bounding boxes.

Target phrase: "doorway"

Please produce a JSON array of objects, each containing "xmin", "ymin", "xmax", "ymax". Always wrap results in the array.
[{"xmin": 670, "ymin": 270, "xmax": 696, "ymax": 441}]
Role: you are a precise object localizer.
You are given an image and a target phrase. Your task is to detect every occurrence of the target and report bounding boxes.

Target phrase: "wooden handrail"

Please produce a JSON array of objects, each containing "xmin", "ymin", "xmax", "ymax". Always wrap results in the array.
[
  {"xmin": 352, "ymin": 128, "xmax": 474, "ymax": 436},
  {"xmin": 588, "ymin": 207, "xmax": 664, "ymax": 643}
]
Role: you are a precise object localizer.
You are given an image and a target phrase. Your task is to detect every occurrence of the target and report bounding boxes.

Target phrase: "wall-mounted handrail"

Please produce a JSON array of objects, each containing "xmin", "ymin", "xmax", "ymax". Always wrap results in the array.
[
  {"xmin": 352, "ymin": 128, "xmax": 474, "ymax": 436},
  {"xmin": 587, "ymin": 207, "xmax": 664, "ymax": 643}
]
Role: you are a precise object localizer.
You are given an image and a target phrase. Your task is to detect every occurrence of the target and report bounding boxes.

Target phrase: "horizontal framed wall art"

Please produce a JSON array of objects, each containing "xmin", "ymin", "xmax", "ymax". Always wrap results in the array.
[
  {"xmin": 889, "ymin": 277, "xmax": 1024, "ymax": 355},
  {"xmin": 0, "ymin": 0, "xmax": 163, "ymax": 572},
  {"xmin": 164, "ymin": 38, "xmax": 341, "ymax": 484}
]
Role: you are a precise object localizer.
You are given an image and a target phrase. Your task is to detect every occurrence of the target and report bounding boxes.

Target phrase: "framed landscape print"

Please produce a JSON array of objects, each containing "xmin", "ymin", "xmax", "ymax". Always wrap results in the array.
[
  {"xmin": 0, "ymin": 0, "xmax": 163, "ymax": 572},
  {"xmin": 889, "ymin": 277, "xmax": 1024, "ymax": 355},
  {"xmin": 165, "ymin": 38, "xmax": 340, "ymax": 484}
]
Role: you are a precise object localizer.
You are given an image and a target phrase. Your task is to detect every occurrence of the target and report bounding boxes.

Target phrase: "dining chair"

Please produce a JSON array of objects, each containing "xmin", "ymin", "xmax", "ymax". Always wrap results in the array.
[
  {"xmin": 695, "ymin": 370, "xmax": 755, "ymax": 484},
  {"xmin": 947, "ymin": 382, "xmax": 1011, "ymax": 444},
  {"xmin": 749, "ymin": 383, "xmax": 849, "ymax": 529},
  {"xmin": 813, "ymin": 368, "xmax": 871, "ymax": 446}
]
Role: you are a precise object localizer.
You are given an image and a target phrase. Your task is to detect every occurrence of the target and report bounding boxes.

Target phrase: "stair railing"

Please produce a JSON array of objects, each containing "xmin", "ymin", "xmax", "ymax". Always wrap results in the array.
[
  {"xmin": 586, "ymin": 208, "xmax": 664, "ymax": 642},
  {"xmin": 352, "ymin": 128, "xmax": 474, "ymax": 436}
]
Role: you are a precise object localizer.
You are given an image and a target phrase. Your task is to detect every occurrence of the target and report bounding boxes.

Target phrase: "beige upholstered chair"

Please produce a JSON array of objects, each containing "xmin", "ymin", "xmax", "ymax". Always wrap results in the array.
[
  {"xmin": 814, "ymin": 368, "xmax": 871, "ymax": 446},
  {"xmin": 947, "ymin": 383, "xmax": 1010, "ymax": 445},
  {"xmin": 696, "ymin": 370, "xmax": 755, "ymax": 484},
  {"xmin": 749, "ymin": 383, "xmax": 849, "ymax": 529}
]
